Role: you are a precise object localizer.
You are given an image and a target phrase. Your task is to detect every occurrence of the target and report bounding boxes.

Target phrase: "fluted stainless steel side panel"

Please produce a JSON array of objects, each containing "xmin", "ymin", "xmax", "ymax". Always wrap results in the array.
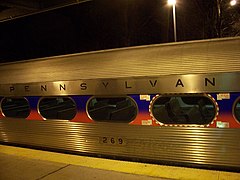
[
  {"xmin": 1, "ymin": 118, "xmax": 240, "ymax": 168},
  {"xmin": 0, "ymin": 37, "xmax": 239, "ymax": 84}
]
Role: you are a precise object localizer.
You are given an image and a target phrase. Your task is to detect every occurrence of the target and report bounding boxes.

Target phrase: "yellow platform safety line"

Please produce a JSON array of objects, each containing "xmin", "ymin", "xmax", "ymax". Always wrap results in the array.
[{"xmin": 0, "ymin": 145, "xmax": 239, "ymax": 180}]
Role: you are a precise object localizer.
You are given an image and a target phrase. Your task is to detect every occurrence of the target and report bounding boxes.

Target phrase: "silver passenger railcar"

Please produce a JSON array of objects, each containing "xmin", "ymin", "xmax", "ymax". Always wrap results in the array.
[{"xmin": 0, "ymin": 37, "xmax": 240, "ymax": 170}]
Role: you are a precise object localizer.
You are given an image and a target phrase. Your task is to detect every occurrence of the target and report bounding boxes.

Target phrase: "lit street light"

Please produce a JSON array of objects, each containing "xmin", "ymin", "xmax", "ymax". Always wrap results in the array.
[
  {"xmin": 168, "ymin": 0, "xmax": 177, "ymax": 42},
  {"xmin": 230, "ymin": 0, "xmax": 237, "ymax": 6}
]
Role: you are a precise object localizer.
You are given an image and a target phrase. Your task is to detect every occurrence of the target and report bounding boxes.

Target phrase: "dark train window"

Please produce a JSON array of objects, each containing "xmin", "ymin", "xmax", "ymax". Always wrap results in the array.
[
  {"xmin": 151, "ymin": 95, "xmax": 216, "ymax": 125},
  {"xmin": 38, "ymin": 97, "xmax": 77, "ymax": 120},
  {"xmin": 1, "ymin": 97, "xmax": 30, "ymax": 118},
  {"xmin": 87, "ymin": 97, "xmax": 137, "ymax": 123},
  {"xmin": 233, "ymin": 98, "xmax": 240, "ymax": 123}
]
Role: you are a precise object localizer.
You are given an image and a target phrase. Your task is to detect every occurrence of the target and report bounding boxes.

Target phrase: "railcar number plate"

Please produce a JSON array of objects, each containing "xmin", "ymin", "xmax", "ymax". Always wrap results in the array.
[{"xmin": 99, "ymin": 137, "xmax": 126, "ymax": 146}]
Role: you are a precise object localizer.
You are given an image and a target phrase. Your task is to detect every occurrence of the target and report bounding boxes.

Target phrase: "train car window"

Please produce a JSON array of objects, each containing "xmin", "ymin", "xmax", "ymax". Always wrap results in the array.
[
  {"xmin": 233, "ymin": 98, "xmax": 240, "ymax": 123},
  {"xmin": 38, "ymin": 97, "xmax": 77, "ymax": 120},
  {"xmin": 151, "ymin": 95, "xmax": 216, "ymax": 125},
  {"xmin": 1, "ymin": 97, "xmax": 30, "ymax": 118},
  {"xmin": 87, "ymin": 97, "xmax": 137, "ymax": 123}
]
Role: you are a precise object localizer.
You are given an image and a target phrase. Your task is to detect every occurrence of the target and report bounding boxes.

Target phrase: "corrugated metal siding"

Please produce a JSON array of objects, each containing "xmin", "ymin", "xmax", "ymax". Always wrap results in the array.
[
  {"xmin": 0, "ymin": 37, "xmax": 239, "ymax": 84},
  {"xmin": 1, "ymin": 118, "xmax": 240, "ymax": 168}
]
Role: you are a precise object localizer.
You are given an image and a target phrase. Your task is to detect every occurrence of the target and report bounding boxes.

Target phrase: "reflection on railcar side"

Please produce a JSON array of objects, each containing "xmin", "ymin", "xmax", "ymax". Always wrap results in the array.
[
  {"xmin": 38, "ymin": 97, "xmax": 77, "ymax": 120},
  {"xmin": 1, "ymin": 97, "xmax": 30, "ymax": 118},
  {"xmin": 87, "ymin": 97, "xmax": 138, "ymax": 123},
  {"xmin": 151, "ymin": 95, "xmax": 216, "ymax": 125}
]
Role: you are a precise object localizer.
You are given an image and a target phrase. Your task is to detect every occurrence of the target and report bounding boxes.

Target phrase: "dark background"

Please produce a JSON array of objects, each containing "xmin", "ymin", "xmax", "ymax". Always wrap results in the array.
[{"xmin": 0, "ymin": 0, "xmax": 239, "ymax": 62}]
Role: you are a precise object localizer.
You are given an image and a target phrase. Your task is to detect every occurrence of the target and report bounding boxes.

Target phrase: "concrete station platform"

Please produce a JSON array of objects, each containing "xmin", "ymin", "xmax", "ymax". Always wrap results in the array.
[{"xmin": 0, "ymin": 145, "xmax": 239, "ymax": 180}]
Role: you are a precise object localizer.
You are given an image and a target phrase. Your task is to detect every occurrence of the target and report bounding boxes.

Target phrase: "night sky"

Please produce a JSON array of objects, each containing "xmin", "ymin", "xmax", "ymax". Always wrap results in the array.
[{"xmin": 0, "ymin": 0, "xmax": 239, "ymax": 62}]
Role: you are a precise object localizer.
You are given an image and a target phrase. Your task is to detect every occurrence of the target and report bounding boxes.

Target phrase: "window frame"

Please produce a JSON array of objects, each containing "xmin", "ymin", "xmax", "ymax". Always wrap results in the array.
[
  {"xmin": 0, "ymin": 96, "xmax": 31, "ymax": 118},
  {"xmin": 86, "ymin": 96, "xmax": 138, "ymax": 123},
  {"xmin": 149, "ymin": 93, "xmax": 218, "ymax": 127},
  {"xmin": 233, "ymin": 97, "xmax": 240, "ymax": 124},
  {"xmin": 37, "ymin": 96, "xmax": 77, "ymax": 121}
]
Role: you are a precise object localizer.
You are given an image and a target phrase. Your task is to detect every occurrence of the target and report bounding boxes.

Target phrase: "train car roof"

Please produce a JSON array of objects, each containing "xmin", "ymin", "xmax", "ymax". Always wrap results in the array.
[{"xmin": 0, "ymin": 37, "xmax": 239, "ymax": 84}]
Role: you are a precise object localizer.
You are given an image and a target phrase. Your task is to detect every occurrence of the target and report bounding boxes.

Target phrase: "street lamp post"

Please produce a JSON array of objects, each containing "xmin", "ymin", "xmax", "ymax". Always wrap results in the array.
[{"xmin": 168, "ymin": 0, "xmax": 177, "ymax": 42}]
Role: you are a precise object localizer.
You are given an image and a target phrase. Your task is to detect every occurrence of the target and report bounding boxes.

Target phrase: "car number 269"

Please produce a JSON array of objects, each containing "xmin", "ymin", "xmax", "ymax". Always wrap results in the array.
[{"xmin": 99, "ymin": 137, "xmax": 126, "ymax": 146}]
